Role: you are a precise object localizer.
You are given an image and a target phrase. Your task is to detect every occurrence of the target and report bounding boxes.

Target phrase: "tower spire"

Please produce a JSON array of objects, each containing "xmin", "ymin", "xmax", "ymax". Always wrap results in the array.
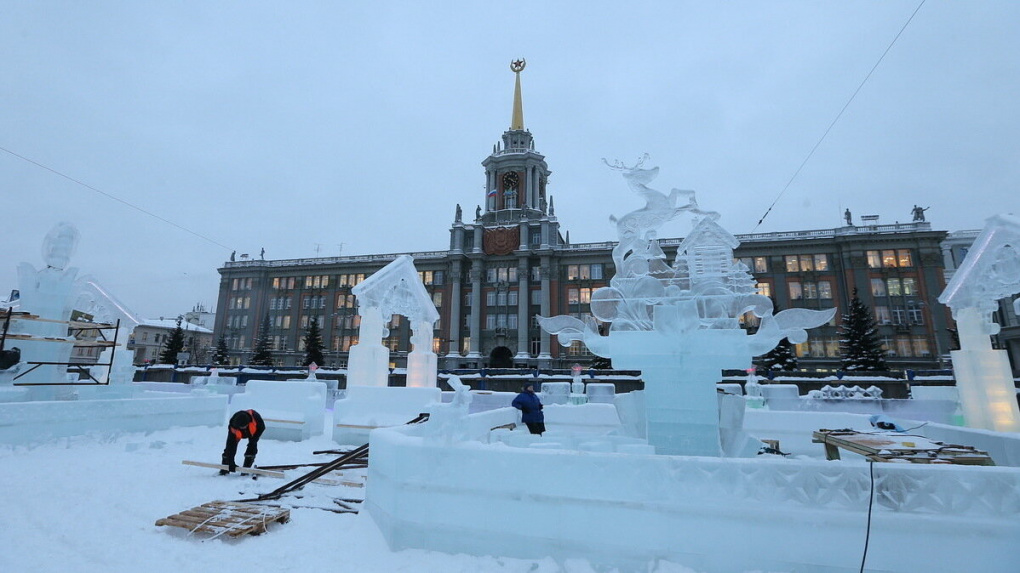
[{"xmin": 510, "ymin": 59, "xmax": 526, "ymax": 130}]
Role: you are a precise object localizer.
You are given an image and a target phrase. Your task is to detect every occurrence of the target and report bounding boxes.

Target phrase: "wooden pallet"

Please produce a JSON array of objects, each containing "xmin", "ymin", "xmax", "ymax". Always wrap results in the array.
[{"xmin": 156, "ymin": 501, "xmax": 290, "ymax": 538}]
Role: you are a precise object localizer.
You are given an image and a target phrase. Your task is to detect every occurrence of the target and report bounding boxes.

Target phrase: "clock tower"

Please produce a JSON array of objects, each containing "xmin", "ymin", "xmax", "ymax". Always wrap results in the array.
[
  {"xmin": 446, "ymin": 59, "xmax": 562, "ymax": 369},
  {"xmin": 479, "ymin": 59, "xmax": 552, "ymax": 222}
]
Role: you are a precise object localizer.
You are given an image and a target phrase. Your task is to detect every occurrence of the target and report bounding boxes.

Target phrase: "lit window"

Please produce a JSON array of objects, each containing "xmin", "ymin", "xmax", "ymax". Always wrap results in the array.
[
  {"xmin": 887, "ymin": 278, "xmax": 902, "ymax": 296},
  {"xmin": 897, "ymin": 250, "xmax": 913, "ymax": 267},
  {"xmin": 788, "ymin": 281, "xmax": 802, "ymax": 300},
  {"xmin": 785, "ymin": 256, "xmax": 800, "ymax": 273},
  {"xmin": 871, "ymin": 278, "xmax": 887, "ymax": 297},
  {"xmin": 875, "ymin": 306, "xmax": 891, "ymax": 324},
  {"xmin": 814, "ymin": 254, "xmax": 828, "ymax": 271},
  {"xmin": 754, "ymin": 257, "xmax": 768, "ymax": 273},
  {"xmin": 818, "ymin": 281, "xmax": 832, "ymax": 299},
  {"xmin": 756, "ymin": 282, "xmax": 772, "ymax": 297},
  {"xmin": 799, "ymin": 255, "xmax": 814, "ymax": 272},
  {"xmin": 867, "ymin": 251, "xmax": 882, "ymax": 269},
  {"xmin": 882, "ymin": 250, "xmax": 897, "ymax": 267}
]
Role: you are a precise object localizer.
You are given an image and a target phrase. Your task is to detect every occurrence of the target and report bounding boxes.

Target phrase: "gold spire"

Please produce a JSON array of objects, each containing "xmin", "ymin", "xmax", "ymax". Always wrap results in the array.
[{"xmin": 510, "ymin": 59, "xmax": 526, "ymax": 130}]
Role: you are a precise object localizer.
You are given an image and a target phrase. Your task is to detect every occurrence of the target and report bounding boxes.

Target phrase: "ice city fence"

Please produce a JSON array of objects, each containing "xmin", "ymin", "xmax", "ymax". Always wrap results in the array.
[{"xmin": 366, "ymin": 426, "xmax": 1020, "ymax": 573}]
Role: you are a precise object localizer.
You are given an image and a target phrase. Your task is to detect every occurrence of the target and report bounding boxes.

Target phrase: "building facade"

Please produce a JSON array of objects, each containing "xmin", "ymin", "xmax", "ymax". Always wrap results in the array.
[{"xmin": 215, "ymin": 67, "xmax": 953, "ymax": 372}]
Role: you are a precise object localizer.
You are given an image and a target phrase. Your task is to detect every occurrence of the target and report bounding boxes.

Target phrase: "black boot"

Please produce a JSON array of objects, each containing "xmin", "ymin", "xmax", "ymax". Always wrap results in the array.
[{"xmin": 243, "ymin": 455, "xmax": 256, "ymax": 468}]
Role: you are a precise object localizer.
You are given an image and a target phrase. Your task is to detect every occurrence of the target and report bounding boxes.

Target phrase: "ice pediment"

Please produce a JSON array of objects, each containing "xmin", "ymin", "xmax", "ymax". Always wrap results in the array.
[
  {"xmin": 939, "ymin": 214, "xmax": 1020, "ymax": 322},
  {"xmin": 352, "ymin": 255, "xmax": 439, "ymax": 324}
]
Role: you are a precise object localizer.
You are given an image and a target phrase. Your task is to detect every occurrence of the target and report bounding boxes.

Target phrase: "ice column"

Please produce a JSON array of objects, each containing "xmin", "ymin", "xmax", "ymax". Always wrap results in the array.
[{"xmin": 939, "ymin": 214, "xmax": 1020, "ymax": 432}]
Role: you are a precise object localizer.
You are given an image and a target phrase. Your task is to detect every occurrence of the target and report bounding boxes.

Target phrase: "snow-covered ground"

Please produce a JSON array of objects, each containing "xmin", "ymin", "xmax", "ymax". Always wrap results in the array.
[{"xmin": 0, "ymin": 423, "xmax": 704, "ymax": 573}]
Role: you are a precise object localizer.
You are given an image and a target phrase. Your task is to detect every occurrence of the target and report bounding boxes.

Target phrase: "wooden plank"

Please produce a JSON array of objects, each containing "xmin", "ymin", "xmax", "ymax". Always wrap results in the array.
[
  {"xmin": 181, "ymin": 460, "xmax": 343, "ymax": 484},
  {"xmin": 182, "ymin": 460, "xmax": 286, "ymax": 478},
  {"xmin": 264, "ymin": 418, "xmax": 304, "ymax": 425},
  {"xmin": 335, "ymin": 423, "xmax": 381, "ymax": 430}
]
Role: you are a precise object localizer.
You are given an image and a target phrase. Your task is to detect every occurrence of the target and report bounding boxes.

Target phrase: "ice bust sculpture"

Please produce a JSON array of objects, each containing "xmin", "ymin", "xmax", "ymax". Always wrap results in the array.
[
  {"xmin": 539, "ymin": 160, "xmax": 835, "ymax": 456},
  {"xmin": 938, "ymin": 214, "xmax": 1020, "ymax": 432}
]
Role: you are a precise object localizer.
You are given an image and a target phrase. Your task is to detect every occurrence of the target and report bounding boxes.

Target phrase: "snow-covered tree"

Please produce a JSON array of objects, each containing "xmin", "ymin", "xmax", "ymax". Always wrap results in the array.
[
  {"xmin": 302, "ymin": 317, "xmax": 325, "ymax": 367},
  {"xmin": 212, "ymin": 333, "xmax": 230, "ymax": 366},
  {"xmin": 758, "ymin": 337, "xmax": 798, "ymax": 371},
  {"xmin": 839, "ymin": 287, "xmax": 887, "ymax": 371},
  {"xmin": 249, "ymin": 314, "xmax": 274, "ymax": 367},
  {"xmin": 158, "ymin": 317, "xmax": 186, "ymax": 365}
]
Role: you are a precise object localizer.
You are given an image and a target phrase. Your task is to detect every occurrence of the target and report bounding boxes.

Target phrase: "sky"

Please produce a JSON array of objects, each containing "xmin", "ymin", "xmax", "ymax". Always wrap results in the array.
[{"xmin": 3, "ymin": 1, "xmax": 1019, "ymax": 319}]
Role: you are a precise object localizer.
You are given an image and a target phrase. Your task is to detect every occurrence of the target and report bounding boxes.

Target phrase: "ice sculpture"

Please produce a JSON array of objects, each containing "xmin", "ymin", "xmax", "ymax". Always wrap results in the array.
[
  {"xmin": 9, "ymin": 223, "xmax": 82, "ymax": 391},
  {"xmin": 539, "ymin": 160, "xmax": 835, "ymax": 455},
  {"xmin": 938, "ymin": 214, "xmax": 1020, "ymax": 432},
  {"xmin": 4, "ymin": 223, "xmax": 142, "ymax": 390},
  {"xmin": 348, "ymin": 255, "xmax": 440, "ymax": 388}
]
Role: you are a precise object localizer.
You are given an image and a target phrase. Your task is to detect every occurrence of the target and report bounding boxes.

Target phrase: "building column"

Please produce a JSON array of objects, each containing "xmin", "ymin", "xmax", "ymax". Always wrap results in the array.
[
  {"xmin": 538, "ymin": 257, "xmax": 552, "ymax": 366},
  {"xmin": 467, "ymin": 260, "xmax": 483, "ymax": 360},
  {"xmin": 445, "ymin": 264, "xmax": 463, "ymax": 367},
  {"xmin": 516, "ymin": 258, "xmax": 530, "ymax": 360}
]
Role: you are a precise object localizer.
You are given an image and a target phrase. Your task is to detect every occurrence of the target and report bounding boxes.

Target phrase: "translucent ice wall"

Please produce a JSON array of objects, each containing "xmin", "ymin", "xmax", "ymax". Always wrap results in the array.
[
  {"xmin": 938, "ymin": 214, "xmax": 1020, "ymax": 432},
  {"xmin": 539, "ymin": 162, "xmax": 834, "ymax": 456}
]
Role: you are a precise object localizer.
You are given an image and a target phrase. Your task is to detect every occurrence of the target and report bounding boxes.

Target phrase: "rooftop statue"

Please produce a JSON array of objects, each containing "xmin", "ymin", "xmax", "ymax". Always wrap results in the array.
[{"xmin": 539, "ymin": 161, "xmax": 835, "ymax": 456}]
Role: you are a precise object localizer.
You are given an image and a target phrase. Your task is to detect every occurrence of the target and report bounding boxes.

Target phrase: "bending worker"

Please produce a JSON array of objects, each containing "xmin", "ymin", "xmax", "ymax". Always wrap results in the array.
[
  {"xmin": 512, "ymin": 383, "xmax": 545, "ymax": 435},
  {"xmin": 221, "ymin": 409, "xmax": 265, "ymax": 475}
]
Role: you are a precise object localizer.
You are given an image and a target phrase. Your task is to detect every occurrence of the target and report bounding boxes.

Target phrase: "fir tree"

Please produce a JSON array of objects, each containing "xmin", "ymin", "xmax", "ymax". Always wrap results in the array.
[
  {"xmin": 590, "ymin": 355, "xmax": 613, "ymax": 369},
  {"xmin": 839, "ymin": 287, "xmax": 887, "ymax": 371},
  {"xmin": 759, "ymin": 337, "xmax": 798, "ymax": 371},
  {"xmin": 158, "ymin": 317, "xmax": 186, "ymax": 365},
  {"xmin": 249, "ymin": 314, "xmax": 274, "ymax": 367},
  {"xmin": 302, "ymin": 317, "xmax": 325, "ymax": 367},
  {"xmin": 212, "ymin": 333, "xmax": 230, "ymax": 366}
]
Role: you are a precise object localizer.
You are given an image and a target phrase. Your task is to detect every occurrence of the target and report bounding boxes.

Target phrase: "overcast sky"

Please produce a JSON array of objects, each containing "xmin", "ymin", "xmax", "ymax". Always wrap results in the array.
[{"xmin": 3, "ymin": 1, "xmax": 1018, "ymax": 319}]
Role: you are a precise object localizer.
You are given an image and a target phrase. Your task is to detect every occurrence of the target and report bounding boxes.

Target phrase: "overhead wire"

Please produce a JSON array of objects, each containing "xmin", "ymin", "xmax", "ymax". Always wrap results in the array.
[
  {"xmin": 0, "ymin": 144, "xmax": 234, "ymax": 252},
  {"xmin": 752, "ymin": 0, "xmax": 927, "ymax": 231}
]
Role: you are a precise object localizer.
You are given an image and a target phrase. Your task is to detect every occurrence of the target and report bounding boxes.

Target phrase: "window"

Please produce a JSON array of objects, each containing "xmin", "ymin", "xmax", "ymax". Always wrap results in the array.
[
  {"xmin": 756, "ymin": 282, "xmax": 771, "ymax": 297},
  {"xmin": 887, "ymin": 278, "xmax": 902, "ymax": 297},
  {"xmin": 486, "ymin": 315, "xmax": 496, "ymax": 329},
  {"xmin": 487, "ymin": 268, "xmax": 497, "ymax": 283},
  {"xmin": 754, "ymin": 257, "xmax": 768, "ymax": 273},
  {"xmin": 813, "ymin": 254, "xmax": 828, "ymax": 271},
  {"xmin": 891, "ymin": 306, "xmax": 906, "ymax": 325},
  {"xmin": 809, "ymin": 339, "xmax": 824, "ymax": 357},
  {"xmin": 871, "ymin": 278, "xmax": 887, "ymax": 297},
  {"xmin": 882, "ymin": 250, "xmax": 897, "ymax": 268},
  {"xmin": 579, "ymin": 288, "xmax": 592, "ymax": 304},
  {"xmin": 867, "ymin": 251, "xmax": 882, "ymax": 269},
  {"xmin": 486, "ymin": 291, "xmax": 496, "ymax": 306},
  {"xmin": 785, "ymin": 256, "xmax": 800, "ymax": 273},
  {"xmin": 908, "ymin": 304, "xmax": 924, "ymax": 325},
  {"xmin": 432, "ymin": 292, "xmax": 442, "ymax": 307},
  {"xmin": 591, "ymin": 264, "xmax": 604, "ymax": 280},
  {"xmin": 799, "ymin": 255, "xmax": 814, "ymax": 272},
  {"xmin": 803, "ymin": 282, "xmax": 818, "ymax": 299},
  {"xmin": 912, "ymin": 336, "xmax": 931, "ymax": 357},
  {"xmin": 433, "ymin": 271, "xmax": 444, "ymax": 285},
  {"xmin": 567, "ymin": 340, "xmax": 587, "ymax": 356},
  {"xmin": 875, "ymin": 306, "xmax": 891, "ymax": 324},
  {"xmin": 898, "ymin": 250, "xmax": 913, "ymax": 267},
  {"xmin": 497, "ymin": 292, "xmax": 507, "ymax": 306},
  {"xmin": 532, "ymin": 267, "xmax": 541, "ymax": 282},
  {"xmin": 824, "ymin": 337, "xmax": 840, "ymax": 357},
  {"xmin": 531, "ymin": 231, "xmax": 542, "ymax": 246},
  {"xmin": 508, "ymin": 291, "xmax": 518, "ymax": 305},
  {"xmin": 508, "ymin": 314, "xmax": 518, "ymax": 329},
  {"xmin": 902, "ymin": 277, "xmax": 917, "ymax": 295},
  {"xmin": 788, "ymin": 281, "xmax": 802, "ymax": 300},
  {"xmin": 568, "ymin": 288, "xmax": 579, "ymax": 305},
  {"xmin": 818, "ymin": 281, "xmax": 832, "ymax": 299},
  {"xmin": 896, "ymin": 337, "xmax": 912, "ymax": 357},
  {"xmin": 496, "ymin": 314, "xmax": 507, "ymax": 328}
]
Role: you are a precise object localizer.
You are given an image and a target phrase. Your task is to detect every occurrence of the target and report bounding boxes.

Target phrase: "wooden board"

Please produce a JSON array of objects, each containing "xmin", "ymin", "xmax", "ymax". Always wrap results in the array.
[
  {"xmin": 181, "ymin": 460, "xmax": 342, "ymax": 485},
  {"xmin": 812, "ymin": 429, "xmax": 995, "ymax": 465},
  {"xmin": 156, "ymin": 500, "xmax": 289, "ymax": 538}
]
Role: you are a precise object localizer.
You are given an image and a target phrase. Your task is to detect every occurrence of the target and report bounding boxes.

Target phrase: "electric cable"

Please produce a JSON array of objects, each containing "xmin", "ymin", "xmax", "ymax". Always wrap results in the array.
[
  {"xmin": 753, "ymin": 0, "xmax": 927, "ymax": 231},
  {"xmin": 859, "ymin": 460, "xmax": 876, "ymax": 573},
  {"xmin": 0, "ymin": 144, "xmax": 234, "ymax": 252}
]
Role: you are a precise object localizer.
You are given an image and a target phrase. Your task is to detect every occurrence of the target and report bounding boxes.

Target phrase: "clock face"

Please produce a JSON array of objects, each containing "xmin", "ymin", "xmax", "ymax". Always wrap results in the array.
[{"xmin": 502, "ymin": 171, "xmax": 519, "ymax": 189}]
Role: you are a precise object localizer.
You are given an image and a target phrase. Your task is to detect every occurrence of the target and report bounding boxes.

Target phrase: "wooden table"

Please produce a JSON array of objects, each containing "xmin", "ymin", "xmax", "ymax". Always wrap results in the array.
[{"xmin": 812, "ymin": 428, "xmax": 995, "ymax": 465}]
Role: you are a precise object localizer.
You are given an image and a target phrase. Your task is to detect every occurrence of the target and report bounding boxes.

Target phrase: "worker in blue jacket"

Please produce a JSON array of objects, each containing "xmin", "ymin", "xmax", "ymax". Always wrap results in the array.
[{"xmin": 512, "ymin": 383, "xmax": 545, "ymax": 435}]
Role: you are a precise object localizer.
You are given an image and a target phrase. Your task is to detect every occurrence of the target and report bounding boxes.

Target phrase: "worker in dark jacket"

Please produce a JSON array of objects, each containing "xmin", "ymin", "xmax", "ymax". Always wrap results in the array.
[
  {"xmin": 220, "ymin": 409, "xmax": 266, "ymax": 475},
  {"xmin": 512, "ymin": 383, "xmax": 545, "ymax": 435}
]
